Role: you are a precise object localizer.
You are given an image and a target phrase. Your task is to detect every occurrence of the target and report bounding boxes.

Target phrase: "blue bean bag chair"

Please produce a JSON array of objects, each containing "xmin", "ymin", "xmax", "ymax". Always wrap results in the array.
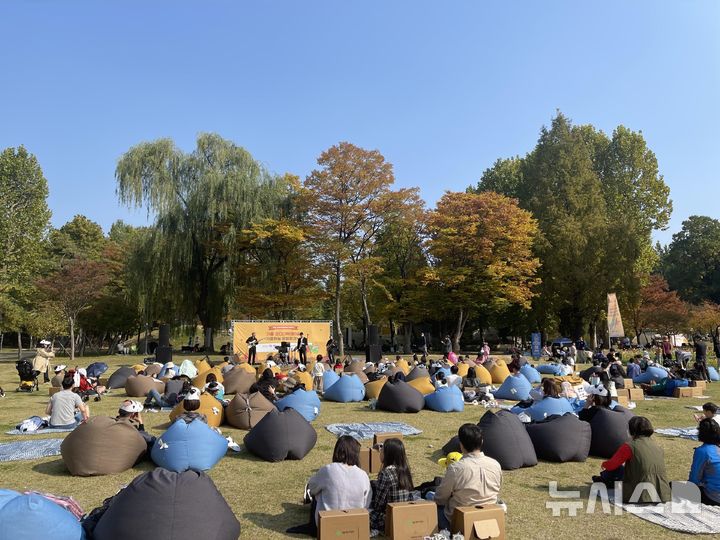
[
  {"xmin": 0, "ymin": 489, "xmax": 85, "ymax": 540},
  {"xmin": 151, "ymin": 419, "xmax": 227, "ymax": 472},
  {"xmin": 431, "ymin": 367, "xmax": 452, "ymax": 382},
  {"xmin": 709, "ymin": 366, "xmax": 720, "ymax": 382},
  {"xmin": 276, "ymin": 389, "xmax": 321, "ymax": 421},
  {"xmin": 632, "ymin": 365, "xmax": 668, "ymax": 384},
  {"xmin": 512, "ymin": 397, "xmax": 575, "ymax": 422},
  {"xmin": 494, "ymin": 374, "xmax": 533, "ymax": 401},
  {"xmin": 322, "ymin": 374, "xmax": 365, "ymax": 402},
  {"xmin": 424, "ymin": 385, "xmax": 464, "ymax": 412},
  {"xmin": 520, "ymin": 364, "xmax": 542, "ymax": 384},
  {"xmin": 86, "ymin": 362, "xmax": 108, "ymax": 378},
  {"xmin": 322, "ymin": 370, "xmax": 340, "ymax": 391},
  {"xmin": 664, "ymin": 378, "xmax": 689, "ymax": 397},
  {"xmin": 536, "ymin": 364, "xmax": 564, "ymax": 376}
]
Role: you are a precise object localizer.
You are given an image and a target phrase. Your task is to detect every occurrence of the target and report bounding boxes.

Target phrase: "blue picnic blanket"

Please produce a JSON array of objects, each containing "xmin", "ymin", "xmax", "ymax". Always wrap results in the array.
[
  {"xmin": 325, "ymin": 422, "xmax": 421, "ymax": 440},
  {"xmin": 655, "ymin": 427, "xmax": 698, "ymax": 441},
  {"xmin": 5, "ymin": 426, "xmax": 74, "ymax": 436},
  {"xmin": 0, "ymin": 439, "xmax": 63, "ymax": 462}
]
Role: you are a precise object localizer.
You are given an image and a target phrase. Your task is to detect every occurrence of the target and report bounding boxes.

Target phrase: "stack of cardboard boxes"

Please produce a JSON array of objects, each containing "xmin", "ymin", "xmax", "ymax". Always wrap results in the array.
[
  {"xmin": 615, "ymin": 378, "xmax": 644, "ymax": 406},
  {"xmin": 676, "ymin": 380, "xmax": 707, "ymax": 398}
]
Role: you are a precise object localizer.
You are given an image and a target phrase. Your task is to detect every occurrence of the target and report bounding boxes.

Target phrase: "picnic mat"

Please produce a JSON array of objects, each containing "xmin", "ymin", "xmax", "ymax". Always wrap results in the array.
[
  {"xmin": 326, "ymin": 422, "xmax": 421, "ymax": 440},
  {"xmin": 655, "ymin": 427, "xmax": 698, "ymax": 441},
  {"xmin": 612, "ymin": 496, "xmax": 720, "ymax": 534},
  {"xmin": 5, "ymin": 426, "xmax": 74, "ymax": 436},
  {"xmin": 0, "ymin": 439, "xmax": 63, "ymax": 462}
]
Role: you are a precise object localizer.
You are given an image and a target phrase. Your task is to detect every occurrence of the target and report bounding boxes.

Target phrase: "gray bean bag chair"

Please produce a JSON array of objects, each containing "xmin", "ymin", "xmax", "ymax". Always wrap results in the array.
[
  {"xmin": 143, "ymin": 363, "xmax": 163, "ymax": 378},
  {"xmin": 61, "ymin": 416, "xmax": 146, "ymax": 476},
  {"xmin": 225, "ymin": 392, "xmax": 276, "ymax": 430},
  {"xmin": 243, "ymin": 408, "xmax": 317, "ymax": 462},
  {"xmin": 163, "ymin": 379, "xmax": 185, "ymax": 404},
  {"xmin": 579, "ymin": 365, "xmax": 603, "ymax": 382},
  {"xmin": 589, "ymin": 407, "xmax": 634, "ymax": 458},
  {"xmin": 442, "ymin": 411, "xmax": 537, "ymax": 470},
  {"xmin": 106, "ymin": 366, "xmax": 137, "ymax": 389},
  {"xmin": 222, "ymin": 367, "xmax": 256, "ymax": 395},
  {"xmin": 376, "ymin": 380, "xmax": 425, "ymax": 413},
  {"xmin": 525, "ymin": 413, "xmax": 592, "ymax": 462},
  {"xmin": 125, "ymin": 374, "xmax": 165, "ymax": 397},
  {"xmin": 344, "ymin": 361, "xmax": 369, "ymax": 383},
  {"xmin": 405, "ymin": 366, "xmax": 430, "ymax": 382},
  {"xmin": 90, "ymin": 468, "xmax": 241, "ymax": 540}
]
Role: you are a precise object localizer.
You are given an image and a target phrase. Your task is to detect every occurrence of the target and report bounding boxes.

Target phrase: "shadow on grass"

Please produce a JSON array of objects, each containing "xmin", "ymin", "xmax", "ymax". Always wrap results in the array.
[
  {"xmin": 31, "ymin": 458, "xmax": 66, "ymax": 476},
  {"xmin": 243, "ymin": 501, "xmax": 310, "ymax": 537}
]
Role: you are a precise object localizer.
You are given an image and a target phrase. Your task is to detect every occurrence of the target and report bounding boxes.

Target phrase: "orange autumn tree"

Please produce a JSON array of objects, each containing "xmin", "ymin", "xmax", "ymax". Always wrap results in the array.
[
  {"xmin": 425, "ymin": 191, "xmax": 540, "ymax": 351},
  {"xmin": 628, "ymin": 274, "xmax": 689, "ymax": 338}
]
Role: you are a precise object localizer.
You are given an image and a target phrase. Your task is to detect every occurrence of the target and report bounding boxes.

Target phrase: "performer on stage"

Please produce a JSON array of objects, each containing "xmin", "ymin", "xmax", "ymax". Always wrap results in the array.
[
  {"xmin": 246, "ymin": 332, "xmax": 258, "ymax": 365},
  {"xmin": 296, "ymin": 332, "xmax": 308, "ymax": 364}
]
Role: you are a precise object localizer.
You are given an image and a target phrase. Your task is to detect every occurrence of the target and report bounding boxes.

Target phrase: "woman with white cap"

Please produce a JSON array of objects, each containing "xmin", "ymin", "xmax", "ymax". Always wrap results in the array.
[
  {"xmin": 175, "ymin": 388, "xmax": 208, "ymax": 424},
  {"xmin": 32, "ymin": 340, "xmax": 55, "ymax": 383},
  {"xmin": 116, "ymin": 399, "xmax": 155, "ymax": 449},
  {"xmin": 579, "ymin": 384, "xmax": 612, "ymax": 422}
]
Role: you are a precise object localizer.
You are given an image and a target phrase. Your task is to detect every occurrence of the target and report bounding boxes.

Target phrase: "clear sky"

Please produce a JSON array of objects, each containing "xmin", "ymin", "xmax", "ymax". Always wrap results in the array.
[{"xmin": 1, "ymin": 1, "xmax": 718, "ymax": 244}]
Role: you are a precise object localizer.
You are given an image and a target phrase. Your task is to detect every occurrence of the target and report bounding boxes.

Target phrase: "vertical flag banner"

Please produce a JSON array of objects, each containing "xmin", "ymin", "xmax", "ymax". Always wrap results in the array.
[
  {"xmin": 531, "ymin": 332, "xmax": 542, "ymax": 358},
  {"xmin": 607, "ymin": 293, "xmax": 625, "ymax": 338}
]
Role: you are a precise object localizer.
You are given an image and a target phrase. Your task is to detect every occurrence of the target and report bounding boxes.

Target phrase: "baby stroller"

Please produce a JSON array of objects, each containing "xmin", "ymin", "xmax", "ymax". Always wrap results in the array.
[{"xmin": 16, "ymin": 360, "xmax": 39, "ymax": 392}]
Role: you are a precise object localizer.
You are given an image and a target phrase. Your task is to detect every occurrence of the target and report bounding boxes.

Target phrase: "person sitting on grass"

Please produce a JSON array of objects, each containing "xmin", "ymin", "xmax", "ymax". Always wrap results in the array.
[
  {"xmin": 286, "ymin": 435, "xmax": 371, "ymax": 537},
  {"xmin": 369, "ymin": 438, "xmax": 414, "ymax": 537},
  {"xmin": 689, "ymin": 418, "xmax": 720, "ymax": 505},
  {"xmin": 592, "ymin": 416, "xmax": 671, "ymax": 503},
  {"xmin": 116, "ymin": 399, "xmax": 155, "ymax": 449},
  {"xmin": 700, "ymin": 402, "xmax": 720, "ymax": 427},
  {"xmin": 626, "ymin": 356, "xmax": 641, "ymax": 380},
  {"xmin": 432, "ymin": 423, "xmax": 502, "ymax": 531},
  {"xmin": 46, "ymin": 376, "xmax": 89, "ymax": 429},
  {"xmin": 145, "ymin": 378, "xmax": 191, "ymax": 410}
]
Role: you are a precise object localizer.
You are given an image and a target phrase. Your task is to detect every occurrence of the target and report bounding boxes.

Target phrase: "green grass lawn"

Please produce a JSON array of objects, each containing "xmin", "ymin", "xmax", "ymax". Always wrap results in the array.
[{"xmin": 0, "ymin": 354, "xmax": 718, "ymax": 539}]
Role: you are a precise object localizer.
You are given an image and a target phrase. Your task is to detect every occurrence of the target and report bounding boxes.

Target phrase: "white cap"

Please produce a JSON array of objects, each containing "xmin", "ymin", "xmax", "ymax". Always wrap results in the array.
[
  {"xmin": 297, "ymin": 363, "xmax": 307, "ymax": 371},
  {"xmin": 266, "ymin": 360, "xmax": 276, "ymax": 368},
  {"xmin": 39, "ymin": 340, "xmax": 51, "ymax": 346},
  {"xmin": 164, "ymin": 362, "xmax": 175, "ymax": 369},
  {"xmin": 54, "ymin": 365, "xmax": 67, "ymax": 373},
  {"xmin": 184, "ymin": 387, "xmax": 201, "ymax": 401},
  {"xmin": 120, "ymin": 400, "xmax": 144, "ymax": 413},
  {"xmin": 78, "ymin": 368, "xmax": 87, "ymax": 377},
  {"xmin": 587, "ymin": 384, "xmax": 608, "ymax": 397}
]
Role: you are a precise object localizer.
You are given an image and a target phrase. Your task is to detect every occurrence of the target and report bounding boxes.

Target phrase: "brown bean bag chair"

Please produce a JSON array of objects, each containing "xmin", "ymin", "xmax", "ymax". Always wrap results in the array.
[
  {"xmin": 170, "ymin": 394, "xmax": 224, "ymax": 428},
  {"xmin": 364, "ymin": 377, "xmax": 387, "ymax": 400},
  {"xmin": 344, "ymin": 361, "xmax": 369, "ymax": 384},
  {"xmin": 407, "ymin": 376, "xmax": 435, "ymax": 396},
  {"xmin": 406, "ymin": 366, "xmax": 430, "ymax": 382},
  {"xmin": 222, "ymin": 368, "xmax": 256, "ymax": 395},
  {"xmin": 383, "ymin": 366, "xmax": 402, "ymax": 379},
  {"xmin": 51, "ymin": 372, "xmax": 65, "ymax": 388},
  {"xmin": 395, "ymin": 359, "xmax": 411, "ymax": 375},
  {"xmin": 489, "ymin": 360, "xmax": 510, "ymax": 384},
  {"xmin": 125, "ymin": 375, "xmax": 166, "ymax": 397},
  {"xmin": 193, "ymin": 367, "xmax": 225, "ymax": 388},
  {"xmin": 225, "ymin": 392, "xmax": 275, "ymax": 429},
  {"xmin": 143, "ymin": 363, "xmax": 163, "ymax": 378},
  {"xmin": 61, "ymin": 416, "xmax": 146, "ymax": 476}
]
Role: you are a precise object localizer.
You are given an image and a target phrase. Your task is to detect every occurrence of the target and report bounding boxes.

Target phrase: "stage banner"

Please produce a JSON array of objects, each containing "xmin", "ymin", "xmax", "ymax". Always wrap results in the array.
[
  {"xmin": 531, "ymin": 332, "xmax": 542, "ymax": 358},
  {"xmin": 232, "ymin": 320, "xmax": 332, "ymax": 358},
  {"xmin": 607, "ymin": 293, "xmax": 625, "ymax": 338}
]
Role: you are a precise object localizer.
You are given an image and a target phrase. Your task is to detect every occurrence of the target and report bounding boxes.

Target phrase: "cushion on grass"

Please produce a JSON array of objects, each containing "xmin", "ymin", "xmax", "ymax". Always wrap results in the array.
[
  {"xmin": 61, "ymin": 416, "xmax": 146, "ymax": 476},
  {"xmin": 511, "ymin": 397, "xmax": 575, "ymax": 422},
  {"xmin": 225, "ymin": 392, "xmax": 275, "ymax": 429},
  {"xmin": 151, "ymin": 419, "xmax": 227, "ymax": 472},
  {"xmin": 275, "ymin": 389, "xmax": 321, "ymax": 422},
  {"xmin": 376, "ymin": 380, "xmax": 425, "ymax": 413},
  {"xmin": 709, "ymin": 366, "xmax": 720, "ymax": 382},
  {"xmin": 364, "ymin": 377, "xmax": 388, "ymax": 400},
  {"xmin": 405, "ymin": 367, "xmax": 430, "ymax": 382},
  {"xmin": 407, "ymin": 376, "xmax": 436, "ymax": 396},
  {"xmin": 222, "ymin": 368, "xmax": 257, "ymax": 395},
  {"xmin": 520, "ymin": 364, "xmax": 542, "ymax": 384},
  {"xmin": 106, "ymin": 366, "xmax": 136, "ymax": 389},
  {"xmin": 91, "ymin": 468, "xmax": 240, "ymax": 540},
  {"xmin": 0, "ymin": 489, "xmax": 85, "ymax": 540},
  {"xmin": 322, "ymin": 374, "xmax": 366, "ymax": 402},
  {"xmin": 86, "ymin": 362, "xmax": 108, "ymax": 378},
  {"xmin": 494, "ymin": 374, "xmax": 532, "ymax": 401},
  {"xmin": 169, "ymin": 394, "xmax": 224, "ymax": 428},
  {"xmin": 536, "ymin": 363, "xmax": 565, "ymax": 376},
  {"xmin": 322, "ymin": 370, "xmax": 340, "ymax": 391},
  {"xmin": 488, "ymin": 360, "xmax": 510, "ymax": 384},
  {"xmin": 424, "ymin": 385, "xmax": 464, "ymax": 412},
  {"xmin": 589, "ymin": 407, "xmax": 634, "ymax": 458},
  {"xmin": 525, "ymin": 413, "xmax": 591, "ymax": 462},
  {"xmin": 243, "ymin": 408, "xmax": 317, "ymax": 462},
  {"xmin": 632, "ymin": 365, "xmax": 669, "ymax": 384},
  {"xmin": 125, "ymin": 375, "xmax": 165, "ymax": 397}
]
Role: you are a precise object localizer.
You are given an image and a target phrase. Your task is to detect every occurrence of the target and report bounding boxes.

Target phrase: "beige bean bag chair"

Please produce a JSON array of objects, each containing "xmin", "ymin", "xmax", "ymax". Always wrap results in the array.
[
  {"xmin": 194, "ymin": 358, "xmax": 212, "ymax": 373},
  {"xmin": 193, "ymin": 367, "xmax": 225, "ymax": 388},
  {"xmin": 170, "ymin": 394, "xmax": 224, "ymax": 428},
  {"xmin": 236, "ymin": 362, "xmax": 256, "ymax": 375},
  {"xmin": 488, "ymin": 361, "xmax": 510, "ymax": 384},
  {"xmin": 61, "ymin": 416, "xmax": 146, "ymax": 476},
  {"xmin": 225, "ymin": 392, "xmax": 275, "ymax": 430},
  {"xmin": 364, "ymin": 377, "xmax": 387, "ymax": 400},
  {"xmin": 131, "ymin": 364, "xmax": 146, "ymax": 373},
  {"xmin": 222, "ymin": 368, "xmax": 256, "ymax": 395},
  {"xmin": 125, "ymin": 375, "xmax": 165, "ymax": 397},
  {"xmin": 407, "ymin": 376, "xmax": 435, "ymax": 396},
  {"xmin": 395, "ymin": 359, "xmax": 411, "ymax": 375}
]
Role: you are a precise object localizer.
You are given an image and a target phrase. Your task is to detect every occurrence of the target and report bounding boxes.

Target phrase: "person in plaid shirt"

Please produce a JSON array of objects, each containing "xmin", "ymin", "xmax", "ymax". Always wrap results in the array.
[{"xmin": 369, "ymin": 438, "xmax": 415, "ymax": 535}]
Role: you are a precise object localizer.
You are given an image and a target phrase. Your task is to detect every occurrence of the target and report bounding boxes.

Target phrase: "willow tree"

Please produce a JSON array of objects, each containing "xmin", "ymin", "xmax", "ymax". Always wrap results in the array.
[{"xmin": 116, "ymin": 134, "xmax": 282, "ymax": 350}]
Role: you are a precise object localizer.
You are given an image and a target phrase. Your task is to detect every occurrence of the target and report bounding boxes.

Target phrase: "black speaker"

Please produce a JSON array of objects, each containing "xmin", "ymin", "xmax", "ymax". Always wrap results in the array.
[
  {"xmin": 158, "ymin": 324, "xmax": 171, "ymax": 347},
  {"xmin": 155, "ymin": 345, "xmax": 172, "ymax": 364},
  {"xmin": 366, "ymin": 325, "xmax": 381, "ymax": 363}
]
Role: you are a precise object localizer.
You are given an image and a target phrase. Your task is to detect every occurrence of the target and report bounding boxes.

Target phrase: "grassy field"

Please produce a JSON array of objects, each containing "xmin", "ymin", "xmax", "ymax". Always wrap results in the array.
[{"xmin": 0, "ymin": 353, "xmax": 718, "ymax": 539}]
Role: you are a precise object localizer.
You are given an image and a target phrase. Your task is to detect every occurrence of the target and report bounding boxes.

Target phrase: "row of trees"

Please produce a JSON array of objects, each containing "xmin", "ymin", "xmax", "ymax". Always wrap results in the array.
[{"xmin": 1, "ymin": 112, "xmax": 718, "ymax": 358}]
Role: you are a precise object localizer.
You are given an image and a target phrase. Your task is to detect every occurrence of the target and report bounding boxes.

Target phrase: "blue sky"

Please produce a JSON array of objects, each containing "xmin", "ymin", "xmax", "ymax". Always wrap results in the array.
[{"xmin": 1, "ymin": 1, "xmax": 718, "ymax": 244}]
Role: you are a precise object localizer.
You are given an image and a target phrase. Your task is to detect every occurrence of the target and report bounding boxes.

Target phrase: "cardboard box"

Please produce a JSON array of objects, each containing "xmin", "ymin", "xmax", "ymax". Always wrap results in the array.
[
  {"xmin": 623, "ymin": 378, "xmax": 634, "ymax": 389},
  {"xmin": 452, "ymin": 504, "xmax": 505, "ymax": 540},
  {"xmin": 318, "ymin": 508, "xmax": 369, "ymax": 540},
  {"xmin": 690, "ymin": 386, "xmax": 704, "ymax": 397},
  {"xmin": 616, "ymin": 395, "xmax": 629, "ymax": 407},
  {"xmin": 49, "ymin": 387, "xmax": 62, "ymax": 396},
  {"xmin": 673, "ymin": 387, "xmax": 694, "ymax": 398},
  {"xmin": 358, "ymin": 447, "xmax": 382, "ymax": 475},
  {"xmin": 691, "ymin": 380, "xmax": 707, "ymax": 391},
  {"xmin": 374, "ymin": 432, "xmax": 403, "ymax": 446},
  {"xmin": 628, "ymin": 388, "xmax": 644, "ymax": 401},
  {"xmin": 385, "ymin": 500, "xmax": 437, "ymax": 540}
]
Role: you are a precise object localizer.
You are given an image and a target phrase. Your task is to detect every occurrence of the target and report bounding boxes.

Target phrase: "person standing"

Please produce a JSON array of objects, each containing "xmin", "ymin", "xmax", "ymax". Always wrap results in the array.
[
  {"xmin": 714, "ymin": 326, "xmax": 720, "ymax": 369},
  {"xmin": 420, "ymin": 332, "xmax": 428, "ymax": 356},
  {"xmin": 246, "ymin": 332, "xmax": 258, "ymax": 365},
  {"xmin": 32, "ymin": 340, "xmax": 54, "ymax": 383},
  {"xmin": 442, "ymin": 335, "xmax": 452, "ymax": 359},
  {"xmin": 695, "ymin": 334, "xmax": 711, "ymax": 382},
  {"xmin": 326, "ymin": 337, "xmax": 336, "ymax": 364},
  {"xmin": 296, "ymin": 332, "xmax": 308, "ymax": 364},
  {"xmin": 661, "ymin": 336, "xmax": 672, "ymax": 361}
]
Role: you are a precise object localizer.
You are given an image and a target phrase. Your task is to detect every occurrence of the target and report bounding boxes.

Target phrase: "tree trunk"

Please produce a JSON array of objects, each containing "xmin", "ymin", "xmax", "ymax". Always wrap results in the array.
[
  {"xmin": 204, "ymin": 326, "xmax": 213, "ymax": 352},
  {"xmin": 16, "ymin": 331, "xmax": 22, "ymax": 360},
  {"xmin": 69, "ymin": 317, "xmax": 75, "ymax": 362},
  {"xmin": 361, "ymin": 278, "xmax": 371, "ymax": 332},
  {"xmin": 452, "ymin": 309, "xmax": 468, "ymax": 352},
  {"xmin": 335, "ymin": 261, "xmax": 344, "ymax": 357},
  {"xmin": 0, "ymin": 332, "xmax": 3, "ymax": 351},
  {"xmin": 389, "ymin": 318, "xmax": 396, "ymax": 352}
]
